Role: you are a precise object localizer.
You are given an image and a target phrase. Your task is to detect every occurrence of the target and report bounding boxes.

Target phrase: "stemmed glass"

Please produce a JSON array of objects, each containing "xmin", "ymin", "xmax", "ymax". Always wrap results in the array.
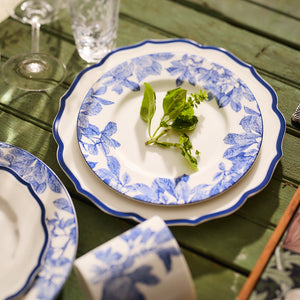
[{"xmin": 1, "ymin": 0, "xmax": 66, "ymax": 91}]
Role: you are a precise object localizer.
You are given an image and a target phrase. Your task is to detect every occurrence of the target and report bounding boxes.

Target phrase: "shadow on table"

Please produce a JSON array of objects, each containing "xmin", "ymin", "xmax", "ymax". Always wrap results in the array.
[{"xmin": 0, "ymin": 84, "xmax": 65, "ymax": 125}]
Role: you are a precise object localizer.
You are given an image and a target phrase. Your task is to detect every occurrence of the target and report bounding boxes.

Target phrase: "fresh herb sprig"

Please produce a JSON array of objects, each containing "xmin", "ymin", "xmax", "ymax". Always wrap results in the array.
[{"xmin": 140, "ymin": 83, "xmax": 208, "ymax": 170}]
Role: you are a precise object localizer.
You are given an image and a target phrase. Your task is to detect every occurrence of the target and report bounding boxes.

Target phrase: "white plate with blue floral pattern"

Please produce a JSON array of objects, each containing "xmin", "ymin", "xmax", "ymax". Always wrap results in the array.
[
  {"xmin": 53, "ymin": 39, "xmax": 285, "ymax": 225},
  {"xmin": 0, "ymin": 142, "xmax": 78, "ymax": 299},
  {"xmin": 0, "ymin": 166, "xmax": 48, "ymax": 300},
  {"xmin": 76, "ymin": 51, "xmax": 263, "ymax": 205}
]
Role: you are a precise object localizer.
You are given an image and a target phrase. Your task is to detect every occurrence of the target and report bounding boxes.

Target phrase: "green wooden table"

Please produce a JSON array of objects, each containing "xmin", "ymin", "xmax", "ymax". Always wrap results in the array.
[{"xmin": 0, "ymin": 1, "xmax": 299, "ymax": 299}]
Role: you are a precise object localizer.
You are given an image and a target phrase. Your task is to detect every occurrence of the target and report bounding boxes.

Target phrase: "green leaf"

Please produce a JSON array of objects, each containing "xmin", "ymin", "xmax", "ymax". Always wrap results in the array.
[
  {"xmin": 172, "ymin": 115, "xmax": 198, "ymax": 131},
  {"xmin": 171, "ymin": 104, "xmax": 198, "ymax": 131},
  {"xmin": 140, "ymin": 82, "xmax": 156, "ymax": 124},
  {"xmin": 162, "ymin": 87, "xmax": 187, "ymax": 120}
]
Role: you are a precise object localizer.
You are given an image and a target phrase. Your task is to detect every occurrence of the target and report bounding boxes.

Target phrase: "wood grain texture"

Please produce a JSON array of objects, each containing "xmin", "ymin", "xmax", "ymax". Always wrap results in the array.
[
  {"xmin": 120, "ymin": 0, "xmax": 300, "ymax": 84},
  {"xmin": 0, "ymin": 0, "xmax": 299, "ymax": 298},
  {"xmin": 177, "ymin": 0, "xmax": 300, "ymax": 48},
  {"xmin": 248, "ymin": 0, "xmax": 300, "ymax": 19}
]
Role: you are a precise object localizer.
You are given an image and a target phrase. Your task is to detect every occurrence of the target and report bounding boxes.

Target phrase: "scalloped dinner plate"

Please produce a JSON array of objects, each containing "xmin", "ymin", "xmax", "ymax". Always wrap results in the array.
[
  {"xmin": 76, "ymin": 52, "xmax": 263, "ymax": 205},
  {"xmin": 0, "ymin": 142, "xmax": 78, "ymax": 299},
  {"xmin": 0, "ymin": 166, "xmax": 48, "ymax": 300},
  {"xmin": 53, "ymin": 39, "xmax": 285, "ymax": 225}
]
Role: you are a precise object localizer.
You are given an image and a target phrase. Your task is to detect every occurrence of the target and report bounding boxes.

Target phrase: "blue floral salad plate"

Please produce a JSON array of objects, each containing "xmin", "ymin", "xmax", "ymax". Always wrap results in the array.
[
  {"xmin": 0, "ymin": 166, "xmax": 48, "ymax": 300},
  {"xmin": 0, "ymin": 142, "xmax": 78, "ymax": 299},
  {"xmin": 76, "ymin": 46, "xmax": 263, "ymax": 205},
  {"xmin": 53, "ymin": 39, "xmax": 285, "ymax": 225}
]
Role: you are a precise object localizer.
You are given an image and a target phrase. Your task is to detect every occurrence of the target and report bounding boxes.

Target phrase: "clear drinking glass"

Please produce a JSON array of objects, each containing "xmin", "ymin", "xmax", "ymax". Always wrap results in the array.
[
  {"xmin": 1, "ymin": 0, "xmax": 66, "ymax": 91},
  {"xmin": 67, "ymin": 0, "xmax": 120, "ymax": 63}
]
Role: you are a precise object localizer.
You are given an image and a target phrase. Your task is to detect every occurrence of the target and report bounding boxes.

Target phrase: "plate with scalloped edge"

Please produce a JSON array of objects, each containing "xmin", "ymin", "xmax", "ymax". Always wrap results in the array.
[
  {"xmin": 76, "ymin": 49, "xmax": 263, "ymax": 205},
  {"xmin": 53, "ymin": 39, "xmax": 285, "ymax": 225},
  {"xmin": 0, "ymin": 142, "xmax": 78, "ymax": 299},
  {"xmin": 0, "ymin": 166, "xmax": 48, "ymax": 300}
]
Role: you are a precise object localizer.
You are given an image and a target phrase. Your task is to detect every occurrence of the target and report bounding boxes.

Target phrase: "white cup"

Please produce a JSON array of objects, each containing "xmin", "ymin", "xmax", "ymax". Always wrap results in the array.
[
  {"xmin": 73, "ymin": 216, "xmax": 196, "ymax": 300},
  {"xmin": 67, "ymin": 0, "xmax": 120, "ymax": 63}
]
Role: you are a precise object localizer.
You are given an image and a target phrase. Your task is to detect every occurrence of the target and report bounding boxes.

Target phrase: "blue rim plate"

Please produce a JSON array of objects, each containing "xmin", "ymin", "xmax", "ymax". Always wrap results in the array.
[
  {"xmin": 53, "ymin": 39, "xmax": 285, "ymax": 225},
  {"xmin": 0, "ymin": 166, "xmax": 48, "ymax": 300},
  {"xmin": 0, "ymin": 142, "xmax": 78, "ymax": 299},
  {"xmin": 76, "ymin": 51, "xmax": 263, "ymax": 205}
]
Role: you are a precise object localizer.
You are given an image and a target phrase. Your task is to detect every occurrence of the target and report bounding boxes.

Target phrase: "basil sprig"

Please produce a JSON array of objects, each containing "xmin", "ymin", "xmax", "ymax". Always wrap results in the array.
[{"xmin": 140, "ymin": 83, "xmax": 208, "ymax": 170}]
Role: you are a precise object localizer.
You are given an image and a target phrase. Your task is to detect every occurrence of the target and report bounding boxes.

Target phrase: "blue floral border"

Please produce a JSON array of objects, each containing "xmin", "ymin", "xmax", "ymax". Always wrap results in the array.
[
  {"xmin": 0, "ymin": 165, "xmax": 48, "ymax": 300},
  {"xmin": 0, "ymin": 142, "xmax": 78, "ymax": 300},
  {"xmin": 77, "ymin": 52, "xmax": 263, "ymax": 205},
  {"xmin": 53, "ymin": 38, "xmax": 285, "ymax": 224}
]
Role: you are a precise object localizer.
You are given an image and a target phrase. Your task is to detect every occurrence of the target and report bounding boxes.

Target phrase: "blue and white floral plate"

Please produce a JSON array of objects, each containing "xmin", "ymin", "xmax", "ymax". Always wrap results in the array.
[
  {"xmin": 0, "ymin": 142, "xmax": 78, "ymax": 299},
  {"xmin": 0, "ymin": 166, "xmax": 48, "ymax": 300},
  {"xmin": 53, "ymin": 39, "xmax": 285, "ymax": 225},
  {"xmin": 76, "ymin": 51, "xmax": 263, "ymax": 205}
]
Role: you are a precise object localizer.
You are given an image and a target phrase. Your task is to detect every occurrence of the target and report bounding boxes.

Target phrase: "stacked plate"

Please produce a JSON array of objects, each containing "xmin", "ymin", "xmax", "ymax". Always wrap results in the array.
[
  {"xmin": 53, "ymin": 39, "xmax": 285, "ymax": 226},
  {"xmin": 0, "ymin": 142, "xmax": 78, "ymax": 299}
]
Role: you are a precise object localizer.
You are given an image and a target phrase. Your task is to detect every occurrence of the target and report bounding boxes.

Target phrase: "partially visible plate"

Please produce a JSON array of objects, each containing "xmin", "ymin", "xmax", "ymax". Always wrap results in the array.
[
  {"xmin": 0, "ymin": 166, "xmax": 48, "ymax": 300},
  {"xmin": 0, "ymin": 142, "xmax": 78, "ymax": 299},
  {"xmin": 53, "ymin": 39, "xmax": 285, "ymax": 225},
  {"xmin": 77, "ymin": 53, "xmax": 263, "ymax": 205}
]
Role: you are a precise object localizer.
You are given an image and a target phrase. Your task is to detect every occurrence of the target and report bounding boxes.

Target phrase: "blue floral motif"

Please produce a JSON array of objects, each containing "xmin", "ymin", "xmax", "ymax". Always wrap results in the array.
[
  {"xmin": 93, "ymin": 52, "xmax": 174, "ymax": 95},
  {"xmin": 90, "ymin": 225, "xmax": 180, "ymax": 300},
  {"xmin": 167, "ymin": 54, "xmax": 256, "ymax": 112},
  {"xmin": 200, "ymin": 66, "xmax": 256, "ymax": 112},
  {"xmin": 0, "ymin": 146, "xmax": 61, "ymax": 195},
  {"xmin": 132, "ymin": 53, "xmax": 174, "ymax": 82},
  {"xmin": 0, "ymin": 143, "xmax": 77, "ymax": 300},
  {"xmin": 99, "ymin": 61, "xmax": 140, "ymax": 95},
  {"xmin": 78, "ymin": 120, "xmax": 120, "ymax": 158},
  {"xmin": 133, "ymin": 175, "xmax": 191, "ymax": 205},
  {"xmin": 77, "ymin": 87, "xmax": 116, "ymax": 156},
  {"xmin": 35, "ymin": 199, "xmax": 77, "ymax": 299},
  {"xmin": 77, "ymin": 52, "xmax": 263, "ymax": 205},
  {"xmin": 190, "ymin": 104, "xmax": 262, "ymax": 201},
  {"xmin": 95, "ymin": 155, "xmax": 136, "ymax": 195},
  {"xmin": 167, "ymin": 54, "xmax": 205, "ymax": 86}
]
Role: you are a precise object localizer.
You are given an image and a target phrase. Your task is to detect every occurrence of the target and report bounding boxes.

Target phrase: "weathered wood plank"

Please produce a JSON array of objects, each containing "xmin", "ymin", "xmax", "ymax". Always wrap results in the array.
[
  {"xmin": 0, "ymin": 84, "xmax": 65, "ymax": 127},
  {"xmin": 277, "ymin": 134, "xmax": 300, "ymax": 184},
  {"xmin": 237, "ymin": 180, "xmax": 298, "ymax": 226},
  {"xmin": 172, "ymin": 213, "xmax": 274, "ymax": 272},
  {"xmin": 120, "ymin": 0, "xmax": 300, "ymax": 85},
  {"xmin": 179, "ymin": 0, "xmax": 300, "ymax": 48},
  {"xmin": 182, "ymin": 248, "xmax": 247, "ymax": 299},
  {"xmin": 248, "ymin": 0, "xmax": 300, "ymax": 19},
  {"xmin": 0, "ymin": 111, "xmax": 78, "ymax": 195},
  {"xmin": 262, "ymin": 75, "xmax": 300, "ymax": 131}
]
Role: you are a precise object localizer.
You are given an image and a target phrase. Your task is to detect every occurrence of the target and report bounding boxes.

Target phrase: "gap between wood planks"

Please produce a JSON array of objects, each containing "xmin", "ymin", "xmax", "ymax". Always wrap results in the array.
[{"xmin": 170, "ymin": 0, "xmax": 300, "ymax": 50}]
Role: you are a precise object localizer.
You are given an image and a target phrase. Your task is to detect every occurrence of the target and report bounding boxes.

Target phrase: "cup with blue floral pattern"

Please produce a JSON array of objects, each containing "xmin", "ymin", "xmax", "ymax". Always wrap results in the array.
[{"xmin": 73, "ymin": 216, "xmax": 196, "ymax": 300}]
